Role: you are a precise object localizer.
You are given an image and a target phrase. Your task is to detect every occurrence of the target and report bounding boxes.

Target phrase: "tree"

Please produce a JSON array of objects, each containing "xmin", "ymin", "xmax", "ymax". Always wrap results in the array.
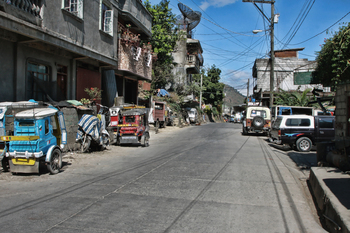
[
  {"xmin": 194, "ymin": 65, "xmax": 225, "ymax": 114},
  {"xmin": 273, "ymin": 88, "xmax": 312, "ymax": 106},
  {"xmin": 313, "ymin": 22, "xmax": 350, "ymax": 89},
  {"xmin": 144, "ymin": 0, "xmax": 180, "ymax": 89}
]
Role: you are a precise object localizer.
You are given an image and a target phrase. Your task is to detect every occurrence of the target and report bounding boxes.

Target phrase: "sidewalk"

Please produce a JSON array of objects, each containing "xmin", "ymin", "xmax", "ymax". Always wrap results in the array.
[{"xmin": 309, "ymin": 167, "xmax": 350, "ymax": 233}]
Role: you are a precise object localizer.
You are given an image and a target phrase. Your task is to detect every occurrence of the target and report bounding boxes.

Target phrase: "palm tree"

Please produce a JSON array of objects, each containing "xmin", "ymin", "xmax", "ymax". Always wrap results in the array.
[{"xmin": 273, "ymin": 88, "xmax": 312, "ymax": 106}]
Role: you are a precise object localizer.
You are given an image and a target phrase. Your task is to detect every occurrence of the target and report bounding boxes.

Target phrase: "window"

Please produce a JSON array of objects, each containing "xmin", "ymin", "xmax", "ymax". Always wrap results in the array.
[
  {"xmin": 99, "ymin": 1, "xmax": 113, "ymax": 36},
  {"xmin": 26, "ymin": 61, "xmax": 50, "ymax": 101},
  {"xmin": 125, "ymin": 116, "xmax": 135, "ymax": 123},
  {"xmin": 319, "ymin": 118, "xmax": 334, "ymax": 128},
  {"xmin": 286, "ymin": 118, "xmax": 310, "ymax": 127},
  {"xmin": 57, "ymin": 65, "xmax": 68, "ymax": 99},
  {"xmin": 45, "ymin": 120, "xmax": 50, "ymax": 135},
  {"xmin": 62, "ymin": 0, "xmax": 83, "ymax": 19},
  {"xmin": 250, "ymin": 110, "xmax": 267, "ymax": 118},
  {"xmin": 272, "ymin": 118, "xmax": 282, "ymax": 128}
]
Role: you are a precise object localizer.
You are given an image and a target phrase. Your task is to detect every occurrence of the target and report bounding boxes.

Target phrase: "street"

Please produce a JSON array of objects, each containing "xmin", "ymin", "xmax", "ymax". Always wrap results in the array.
[{"xmin": 0, "ymin": 123, "xmax": 325, "ymax": 233}]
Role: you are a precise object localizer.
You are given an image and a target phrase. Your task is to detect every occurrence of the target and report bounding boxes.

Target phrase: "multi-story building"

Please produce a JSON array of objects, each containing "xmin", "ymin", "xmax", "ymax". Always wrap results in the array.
[
  {"xmin": 252, "ymin": 48, "xmax": 331, "ymax": 106},
  {"xmin": 172, "ymin": 32, "xmax": 203, "ymax": 89},
  {"xmin": 0, "ymin": 0, "xmax": 152, "ymax": 106}
]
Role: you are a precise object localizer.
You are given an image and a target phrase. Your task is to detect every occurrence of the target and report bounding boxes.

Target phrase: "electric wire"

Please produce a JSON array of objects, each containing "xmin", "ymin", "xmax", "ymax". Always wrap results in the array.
[
  {"xmin": 282, "ymin": 0, "xmax": 315, "ymax": 49},
  {"xmin": 289, "ymin": 10, "xmax": 350, "ymax": 46}
]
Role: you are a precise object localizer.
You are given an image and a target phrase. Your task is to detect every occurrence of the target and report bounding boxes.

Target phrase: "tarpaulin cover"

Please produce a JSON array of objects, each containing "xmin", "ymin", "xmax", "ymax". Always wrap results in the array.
[
  {"xmin": 157, "ymin": 89, "xmax": 170, "ymax": 97},
  {"xmin": 76, "ymin": 114, "xmax": 101, "ymax": 141}
]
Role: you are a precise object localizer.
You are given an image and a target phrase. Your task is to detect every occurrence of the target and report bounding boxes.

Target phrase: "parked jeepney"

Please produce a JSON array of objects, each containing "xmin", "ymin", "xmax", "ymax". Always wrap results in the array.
[
  {"xmin": 0, "ymin": 101, "xmax": 39, "ymax": 170},
  {"xmin": 117, "ymin": 108, "xmax": 150, "ymax": 147},
  {"xmin": 1, "ymin": 107, "xmax": 67, "ymax": 174}
]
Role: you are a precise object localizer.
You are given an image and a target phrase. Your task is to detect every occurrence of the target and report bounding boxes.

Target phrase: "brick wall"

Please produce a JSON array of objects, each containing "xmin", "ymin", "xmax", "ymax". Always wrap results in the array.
[{"xmin": 118, "ymin": 41, "xmax": 152, "ymax": 80}]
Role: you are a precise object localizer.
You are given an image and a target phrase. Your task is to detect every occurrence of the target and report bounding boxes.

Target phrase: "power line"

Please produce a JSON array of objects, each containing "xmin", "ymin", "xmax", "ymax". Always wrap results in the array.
[
  {"xmin": 289, "ymin": 10, "xmax": 350, "ymax": 46},
  {"xmin": 282, "ymin": 0, "xmax": 315, "ymax": 49}
]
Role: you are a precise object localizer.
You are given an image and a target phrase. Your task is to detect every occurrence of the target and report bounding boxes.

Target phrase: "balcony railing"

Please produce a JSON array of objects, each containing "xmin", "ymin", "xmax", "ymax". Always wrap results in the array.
[
  {"xmin": 186, "ymin": 55, "xmax": 200, "ymax": 74},
  {"xmin": 2, "ymin": 0, "xmax": 42, "ymax": 17},
  {"xmin": 118, "ymin": 0, "xmax": 152, "ymax": 35}
]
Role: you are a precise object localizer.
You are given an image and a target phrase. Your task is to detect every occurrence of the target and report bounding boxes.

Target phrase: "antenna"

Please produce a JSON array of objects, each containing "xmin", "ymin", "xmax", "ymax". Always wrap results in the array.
[{"xmin": 177, "ymin": 3, "xmax": 201, "ymax": 35}]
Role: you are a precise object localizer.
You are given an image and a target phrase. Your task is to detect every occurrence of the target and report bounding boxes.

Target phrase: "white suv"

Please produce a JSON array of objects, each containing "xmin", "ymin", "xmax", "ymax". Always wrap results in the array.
[{"xmin": 242, "ymin": 106, "xmax": 271, "ymax": 135}]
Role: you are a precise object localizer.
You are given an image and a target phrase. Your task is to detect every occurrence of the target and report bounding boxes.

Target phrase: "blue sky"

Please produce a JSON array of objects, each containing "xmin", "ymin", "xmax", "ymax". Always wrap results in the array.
[{"xmin": 149, "ymin": 0, "xmax": 350, "ymax": 96}]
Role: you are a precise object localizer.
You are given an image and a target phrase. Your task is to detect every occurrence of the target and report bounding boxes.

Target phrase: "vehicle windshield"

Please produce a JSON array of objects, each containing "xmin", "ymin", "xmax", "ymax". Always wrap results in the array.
[
  {"xmin": 124, "ymin": 116, "xmax": 136, "ymax": 123},
  {"xmin": 272, "ymin": 118, "xmax": 282, "ymax": 128},
  {"xmin": 250, "ymin": 110, "xmax": 267, "ymax": 118},
  {"xmin": 19, "ymin": 120, "xmax": 35, "ymax": 126}
]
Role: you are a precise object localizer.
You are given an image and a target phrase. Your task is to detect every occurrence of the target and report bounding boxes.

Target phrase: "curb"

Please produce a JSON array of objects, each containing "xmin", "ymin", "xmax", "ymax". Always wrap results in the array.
[{"xmin": 309, "ymin": 167, "xmax": 350, "ymax": 233}]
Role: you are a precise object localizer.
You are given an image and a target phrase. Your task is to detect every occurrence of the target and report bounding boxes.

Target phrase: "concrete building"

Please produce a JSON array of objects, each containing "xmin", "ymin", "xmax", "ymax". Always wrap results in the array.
[
  {"xmin": 252, "ymin": 48, "xmax": 330, "ymax": 106},
  {"xmin": 0, "ymin": 0, "xmax": 152, "ymax": 106},
  {"xmin": 172, "ymin": 32, "xmax": 203, "ymax": 90}
]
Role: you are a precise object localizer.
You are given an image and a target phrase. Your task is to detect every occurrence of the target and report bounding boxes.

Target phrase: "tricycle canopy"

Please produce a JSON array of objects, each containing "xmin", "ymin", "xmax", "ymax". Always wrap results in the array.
[{"xmin": 15, "ymin": 108, "xmax": 58, "ymax": 119}]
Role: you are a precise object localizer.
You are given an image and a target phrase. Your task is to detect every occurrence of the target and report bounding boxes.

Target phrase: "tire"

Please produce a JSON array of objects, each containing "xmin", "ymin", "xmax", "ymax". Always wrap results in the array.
[
  {"xmin": 242, "ymin": 125, "xmax": 248, "ymax": 135},
  {"xmin": 1, "ymin": 157, "xmax": 9, "ymax": 172},
  {"xmin": 81, "ymin": 135, "xmax": 91, "ymax": 153},
  {"xmin": 142, "ymin": 133, "xmax": 150, "ymax": 147},
  {"xmin": 155, "ymin": 121, "xmax": 159, "ymax": 134},
  {"xmin": 47, "ymin": 148, "xmax": 62, "ymax": 175},
  {"xmin": 296, "ymin": 137, "xmax": 312, "ymax": 152},
  {"xmin": 252, "ymin": 116, "xmax": 265, "ymax": 129},
  {"xmin": 100, "ymin": 134, "xmax": 110, "ymax": 150}
]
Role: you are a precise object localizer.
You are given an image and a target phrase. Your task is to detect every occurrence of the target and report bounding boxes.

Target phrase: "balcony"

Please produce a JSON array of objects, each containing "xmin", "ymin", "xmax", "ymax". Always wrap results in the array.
[
  {"xmin": 185, "ymin": 55, "xmax": 200, "ymax": 74},
  {"xmin": 0, "ymin": 0, "xmax": 42, "ymax": 25},
  {"xmin": 118, "ymin": 0, "xmax": 152, "ymax": 37},
  {"xmin": 117, "ymin": 39, "xmax": 152, "ymax": 81}
]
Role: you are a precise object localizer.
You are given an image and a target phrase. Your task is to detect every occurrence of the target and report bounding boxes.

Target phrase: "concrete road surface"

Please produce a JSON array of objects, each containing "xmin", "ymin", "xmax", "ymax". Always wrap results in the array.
[{"xmin": 0, "ymin": 123, "xmax": 326, "ymax": 232}]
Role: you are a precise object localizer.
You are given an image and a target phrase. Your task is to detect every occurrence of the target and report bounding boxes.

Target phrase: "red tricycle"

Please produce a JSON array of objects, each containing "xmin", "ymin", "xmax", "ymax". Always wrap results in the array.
[{"xmin": 117, "ymin": 108, "xmax": 150, "ymax": 147}]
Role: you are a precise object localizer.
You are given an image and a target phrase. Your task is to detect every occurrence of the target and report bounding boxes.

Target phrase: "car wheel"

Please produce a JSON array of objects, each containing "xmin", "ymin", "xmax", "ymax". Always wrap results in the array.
[
  {"xmin": 1, "ymin": 157, "xmax": 9, "ymax": 172},
  {"xmin": 47, "ymin": 149, "xmax": 62, "ymax": 175},
  {"xmin": 155, "ymin": 121, "xmax": 159, "ymax": 134},
  {"xmin": 242, "ymin": 125, "xmax": 248, "ymax": 135},
  {"xmin": 296, "ymin": 137, "xmax": 312, "ymax": 152},
  {"xmin": 252, "ymin": 116, "xmax": 265, "ymax": 129}
]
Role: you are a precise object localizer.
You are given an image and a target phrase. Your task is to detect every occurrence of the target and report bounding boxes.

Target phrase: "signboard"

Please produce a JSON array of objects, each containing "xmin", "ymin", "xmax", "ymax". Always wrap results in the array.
[{"xmin": 294, "ymin": 72, "xmax": 318, "ymax": 85}]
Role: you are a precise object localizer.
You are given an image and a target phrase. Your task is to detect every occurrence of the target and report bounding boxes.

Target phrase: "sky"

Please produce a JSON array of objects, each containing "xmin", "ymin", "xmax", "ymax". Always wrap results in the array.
[{"xmin": 149, "ymin": 0, "xmax": 350, "ymax": 96}]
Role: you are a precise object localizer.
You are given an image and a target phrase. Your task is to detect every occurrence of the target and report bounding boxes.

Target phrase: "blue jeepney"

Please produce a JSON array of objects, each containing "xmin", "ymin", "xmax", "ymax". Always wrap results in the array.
[{"xmin": 1, "ymin": 107, "xmax": 67, "ymax": 174}]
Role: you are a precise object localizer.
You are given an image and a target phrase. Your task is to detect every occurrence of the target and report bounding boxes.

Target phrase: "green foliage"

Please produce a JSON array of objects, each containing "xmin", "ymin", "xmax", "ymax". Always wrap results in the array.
[
  {"xmin": 313, "ymin": 22, "xmax": 350, "ymax": 90},
  {"xmin": 144, "ymin": 0, "xmax": 180, "ymax": 89},
  {"xmin": 197, "ymin": 65, "xmax": 225, "ymax": 114},
  {"xmin": 273, "ymin": 88, "xmax": 312, "ymax": 106}
]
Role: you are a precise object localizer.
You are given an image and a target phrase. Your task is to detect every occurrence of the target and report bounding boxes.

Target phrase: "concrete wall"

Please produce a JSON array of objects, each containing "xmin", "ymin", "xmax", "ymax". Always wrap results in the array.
[
  {"xmin": 334, "ymin": 84, "xmax": 350, "ymax": 141},
  {"xmin": 254, "ymin": 57, "xmax": 320, "ymax": 93},
  {"xmin": 172, "ymin": 36, "xmax": 188, "ymax": 86},
  {"xmin": 61, "ymin": 107, "xmax": 80, "ymax": 152},
  {"xmin": 42, "ymin": 0, "xmax": 118, "ymax": 61},
  {"xmin": 0, "ymin": 38, "xmax": 15, "ymax": 101},
  {"xmin": 14, "ymin": 44, "xmax": 71, "ymax": 101}
]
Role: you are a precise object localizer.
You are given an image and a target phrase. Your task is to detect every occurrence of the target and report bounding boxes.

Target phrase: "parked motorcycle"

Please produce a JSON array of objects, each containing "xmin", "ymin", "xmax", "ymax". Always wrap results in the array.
[{"xmin": 76, "ymin": 104, "xmax": 110, "ymax": 152}]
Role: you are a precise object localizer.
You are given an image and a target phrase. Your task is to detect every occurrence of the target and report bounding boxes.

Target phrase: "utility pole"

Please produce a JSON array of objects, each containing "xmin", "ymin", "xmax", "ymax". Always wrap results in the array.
[
  {"xmin": 200, "ymin": 74, "xmax": 202, "ymax": 110},
  {"xmin": 243, "ymin": 0, "xmax": 276, "ymax": 108},
  {"xmin": 270, "ymin": 1, "xmax": 275, "ymax": 108},
  {"xmin": 246, "ymin": 78, "xmax": 250, "ymax": 106}
]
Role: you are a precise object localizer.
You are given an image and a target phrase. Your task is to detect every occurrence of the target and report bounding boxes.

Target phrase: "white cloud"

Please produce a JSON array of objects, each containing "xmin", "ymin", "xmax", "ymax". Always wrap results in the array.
[{"xmin": 199, "ymin": 0, "xmax": 239, "ymax": 11}]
